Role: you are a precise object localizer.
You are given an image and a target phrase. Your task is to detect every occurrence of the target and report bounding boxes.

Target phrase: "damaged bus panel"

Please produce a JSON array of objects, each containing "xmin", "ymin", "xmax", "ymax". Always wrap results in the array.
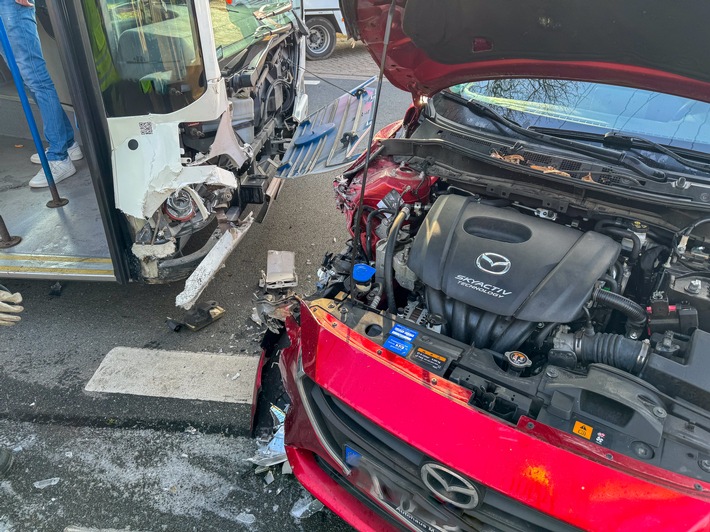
[{"xmin": 0, "ymin": 0, "xmax": 308, "ymax": 304}]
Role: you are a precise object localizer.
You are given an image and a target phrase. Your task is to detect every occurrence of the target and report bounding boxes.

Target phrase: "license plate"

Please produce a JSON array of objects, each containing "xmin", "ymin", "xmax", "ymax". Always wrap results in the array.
[{"xmin": 343, "ymin": 445, "xmax": 459, "ymax": 532}]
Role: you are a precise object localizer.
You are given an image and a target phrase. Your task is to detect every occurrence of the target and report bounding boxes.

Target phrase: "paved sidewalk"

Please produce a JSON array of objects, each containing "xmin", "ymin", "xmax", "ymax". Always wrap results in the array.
[{"xmin": 305, "ymin": 39, "xmax": 379, "ymax": 79}]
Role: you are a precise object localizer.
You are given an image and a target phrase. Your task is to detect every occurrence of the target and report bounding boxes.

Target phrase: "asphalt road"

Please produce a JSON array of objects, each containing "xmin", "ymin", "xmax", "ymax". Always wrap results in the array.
[{"xmin": 0, "ymin": 69, "xmax": 412, "ymax": 532}]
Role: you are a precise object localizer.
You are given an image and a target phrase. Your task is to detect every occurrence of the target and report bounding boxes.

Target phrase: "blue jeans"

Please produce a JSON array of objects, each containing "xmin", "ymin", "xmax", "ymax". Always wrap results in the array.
[{"xmin": 0, "ymin": 0, "xmax": 74, "ymax": 160}]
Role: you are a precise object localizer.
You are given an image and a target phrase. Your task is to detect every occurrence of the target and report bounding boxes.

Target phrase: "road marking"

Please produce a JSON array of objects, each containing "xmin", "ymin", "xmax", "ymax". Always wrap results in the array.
[
  {"xmin": 305, "ymin": 79, "xmax": 321, "ymax": 85},
  {"xmin": 85, "ymin": 347, "xmax": 260, "ymax": 404}
]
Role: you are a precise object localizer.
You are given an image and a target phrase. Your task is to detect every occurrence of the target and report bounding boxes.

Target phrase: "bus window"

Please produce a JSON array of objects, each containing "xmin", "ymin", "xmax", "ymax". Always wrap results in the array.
[{"xmin": 82, "ymin": 0, "xmax": 207, "ymax": 117}]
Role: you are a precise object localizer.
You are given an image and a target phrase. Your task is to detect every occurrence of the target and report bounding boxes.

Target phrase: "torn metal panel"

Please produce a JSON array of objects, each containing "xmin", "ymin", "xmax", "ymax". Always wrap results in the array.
[
  {"xmin": 109, "ymin": 80, "xmax": 237, "ymax": 219},
  {"xmin": 188, "ymin": 107, "xmax": 252, "ymax": 169},
  {"xmin": 113, "ymin": 120, "xmax": 238, "ymax": 219},
  {"xmin": 175, "ymin": 214, "xmax": 254, "ymax": 309}
]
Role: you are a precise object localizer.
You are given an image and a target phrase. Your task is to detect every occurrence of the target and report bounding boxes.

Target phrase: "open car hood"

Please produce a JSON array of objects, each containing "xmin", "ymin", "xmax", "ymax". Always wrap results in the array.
[{"xmin": 341, "ymin": 0, "xmax": 710, "ymax": 103}]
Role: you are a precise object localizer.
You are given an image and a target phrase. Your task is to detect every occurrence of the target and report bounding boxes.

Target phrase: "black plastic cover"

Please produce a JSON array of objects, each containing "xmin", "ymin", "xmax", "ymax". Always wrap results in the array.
[
  {"xmin": 640, "ymin": 329, "xmax": 710, "ymax": 410},
  {"xmin": 408, "ymin": 195, "xmax": 619, "ymax": 322}
]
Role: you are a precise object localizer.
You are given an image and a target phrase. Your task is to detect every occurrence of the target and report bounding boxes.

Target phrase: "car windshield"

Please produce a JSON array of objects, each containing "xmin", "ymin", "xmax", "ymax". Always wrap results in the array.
[
  {"xmin": 448, "ymin": 79, "xmax": 710, "ymax": 154},
  {"xmin": 210, "ymin": 0, "xmax": 295, "ymax": 62}
]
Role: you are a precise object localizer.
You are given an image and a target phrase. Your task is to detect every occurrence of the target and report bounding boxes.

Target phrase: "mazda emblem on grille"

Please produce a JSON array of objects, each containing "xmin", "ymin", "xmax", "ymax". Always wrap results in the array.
[
  {"xmin": 476, "ymin": 252, "xmax": 511, "ymax": 275},
  {"xmin": 420, "ymin": 463, "xmax": 481, "ymax": 509}
]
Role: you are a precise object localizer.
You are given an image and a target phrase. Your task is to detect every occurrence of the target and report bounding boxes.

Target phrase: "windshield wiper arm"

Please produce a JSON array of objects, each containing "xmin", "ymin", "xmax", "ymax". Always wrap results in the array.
[
  {"xmin": 450, "ymin": 93, "xmax": 668, "ymax": 182},
  {"xmin": 602, "ymin": 131, "xmax": 710, "ymax": 174}
]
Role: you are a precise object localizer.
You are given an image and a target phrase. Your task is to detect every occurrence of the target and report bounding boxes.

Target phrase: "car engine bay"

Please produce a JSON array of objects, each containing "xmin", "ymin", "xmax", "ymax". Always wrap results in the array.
[{"xmin": 314, "ymin": 149, "xmax": 710, "ymax": 482}]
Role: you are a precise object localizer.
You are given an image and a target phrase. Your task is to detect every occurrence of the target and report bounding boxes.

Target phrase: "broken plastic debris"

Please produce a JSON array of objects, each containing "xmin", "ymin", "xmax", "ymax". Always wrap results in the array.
[
  {"xmin": 264, "ymin": 471, "xmax": 274, "ymax": 485},
  {"xmin": 231, "ymin": 372, "xmax": 241, "ymax": 380},
  {"xmin": 65, "ymin": 451, "xmax": 73, "ymax": 458},
  {"xmin": 33, "ymin": 477, "xmax": 60, "ymax": 489},
  {"xmin": 248, "ymin": 405, "xmax": 288, "ymax": 467},
  {"xmin": 290, "ymin": 494, "xmax": 324, "ymax": 519},
  {"xmin": 270, "ymin": 404, "xmax": 287, "ymax": 425},
  {"xmin": 267, "ymin": 426, "xmax": 285, "ymax": 453},
  {"xmin": 250, "ymin": 308, "xmax": 264, "ymax": 326},
  {"xmin": 282, "ymin": 460, "xmax": 293, "ymax": 475},
  {"xmin": 184, "ymin": 426, "xmax": 199, "ymax": 435},
  {"xmin": 236, "ymin": 512, "xmax": 256, "ymax": 525},
  {"xmin": 253, "ymin": 294, "xmax": 297, "ymax": 333}
]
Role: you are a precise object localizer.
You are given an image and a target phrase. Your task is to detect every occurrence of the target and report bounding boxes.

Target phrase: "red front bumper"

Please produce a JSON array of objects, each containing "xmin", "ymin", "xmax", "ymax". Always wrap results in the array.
[{"xmin": 279, "ymin": 300, "xmax": 710, "ymax": 531}]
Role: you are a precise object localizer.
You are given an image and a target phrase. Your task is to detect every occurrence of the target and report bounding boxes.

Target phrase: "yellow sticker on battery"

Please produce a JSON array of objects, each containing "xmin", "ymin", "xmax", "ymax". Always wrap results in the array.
[{"xmin": 572, "ymin": 421, "xmax": 594, "ymax": 440}]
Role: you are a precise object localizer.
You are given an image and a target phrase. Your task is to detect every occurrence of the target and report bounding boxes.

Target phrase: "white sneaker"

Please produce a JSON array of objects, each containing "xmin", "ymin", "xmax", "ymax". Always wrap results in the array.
[
  {"xmin": 31, "ymin": 141, "xmax": 83, "ymax": 164},
  {"xmin": 29, "ymin": 158, "xmax": 76, "ymax": 188}
]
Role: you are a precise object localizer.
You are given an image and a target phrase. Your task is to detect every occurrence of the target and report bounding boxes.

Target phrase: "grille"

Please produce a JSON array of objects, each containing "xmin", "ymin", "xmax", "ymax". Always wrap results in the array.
[
  {"xmin": 521, "ymin": 151, "xmax": 553, "ymax": 165},
  {"xmin": 303, "ymin": 377, "xmax": 577, "ymax": 532},
  {"xmin": 559, "ymin": 159, "xmax": 583, "ymax": 172},
  {"xmin": 598, "ymin": 168, "xmax": 620, "ymax": 185}
]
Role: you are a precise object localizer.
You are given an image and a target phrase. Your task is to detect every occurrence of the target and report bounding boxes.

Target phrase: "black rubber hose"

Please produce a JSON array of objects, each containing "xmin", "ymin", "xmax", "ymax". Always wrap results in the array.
[
  {"xmin": 593, "ymin": 287, "xmax": 647, "ymax": 326},
  {"xmin": 385, "ymin": 209, "xmax": 407, "ymax": 314},
  {"xmin": 577, "ymin": 333, "xmax": 648, "ymax": 373},
  {"xmin": 598, "ymin": 227, "xmax": 641, "ymax": 262},
  {"xmin": 594, "ymin": 218, "xmax": 671, "ymax": 245}
]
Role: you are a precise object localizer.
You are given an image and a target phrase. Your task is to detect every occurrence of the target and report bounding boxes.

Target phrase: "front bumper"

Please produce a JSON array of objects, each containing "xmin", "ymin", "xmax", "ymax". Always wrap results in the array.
[{"xmin": 279, "ymin": 299, "xmax": 710, "ymax": 531}]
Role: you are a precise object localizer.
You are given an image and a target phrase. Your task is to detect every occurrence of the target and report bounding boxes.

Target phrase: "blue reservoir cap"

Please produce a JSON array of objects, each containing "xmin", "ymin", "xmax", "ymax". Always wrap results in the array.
[{"xmin": 352, "ymin": 263, "xmax": 376, "ymax": 283}]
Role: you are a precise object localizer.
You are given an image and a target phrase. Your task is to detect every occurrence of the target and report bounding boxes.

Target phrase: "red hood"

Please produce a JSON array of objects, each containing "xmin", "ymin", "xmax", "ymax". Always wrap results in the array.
[{"xmin": 342, "ymin": 0, "xmax": 710, "ymax": 103}]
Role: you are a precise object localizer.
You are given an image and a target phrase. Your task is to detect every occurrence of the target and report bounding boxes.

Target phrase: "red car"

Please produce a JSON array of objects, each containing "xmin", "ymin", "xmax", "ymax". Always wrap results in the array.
[{"xmin": 263, "ymin": 1, "xmax": 710, "ymax": 529}]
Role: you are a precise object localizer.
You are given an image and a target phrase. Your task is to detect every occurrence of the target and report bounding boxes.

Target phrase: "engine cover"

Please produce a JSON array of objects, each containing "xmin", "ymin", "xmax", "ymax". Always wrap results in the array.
[{"xmin": 408, "ymin": 195, "xmax": 620, "ymax": 323}]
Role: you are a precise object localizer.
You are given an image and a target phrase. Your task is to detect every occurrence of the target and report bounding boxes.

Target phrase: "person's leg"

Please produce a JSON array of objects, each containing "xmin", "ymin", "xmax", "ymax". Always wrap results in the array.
[{"xmin": 0, "ymin": 1, "xmax": 74, "ymax": 161}]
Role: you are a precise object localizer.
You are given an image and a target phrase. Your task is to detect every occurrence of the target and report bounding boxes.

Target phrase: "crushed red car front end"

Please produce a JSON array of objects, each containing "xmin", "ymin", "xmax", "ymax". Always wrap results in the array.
[{"xmin": 278, "ymin": 300, "xmax": 710, "ymax": 531}]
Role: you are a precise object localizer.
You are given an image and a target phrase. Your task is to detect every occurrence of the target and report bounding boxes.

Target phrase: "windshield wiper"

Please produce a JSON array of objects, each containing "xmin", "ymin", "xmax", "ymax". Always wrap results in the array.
[
  {"xmin": 530, "ymin": 128, "xmax": 710, "ymax": 175},
  {"xmin": 447, "ymin": 93, "xmax": 668, "ymax": 183},
  {"xmin": 603, "ymin": 132, "xmax": 710, "ymax": 173}
]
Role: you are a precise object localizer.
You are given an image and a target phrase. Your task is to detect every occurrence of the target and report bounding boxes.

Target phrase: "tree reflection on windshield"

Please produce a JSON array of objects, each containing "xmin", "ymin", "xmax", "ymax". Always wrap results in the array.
[{"xmin": 450, "ymin": 79, "xmax": 710, "ymax": 152}]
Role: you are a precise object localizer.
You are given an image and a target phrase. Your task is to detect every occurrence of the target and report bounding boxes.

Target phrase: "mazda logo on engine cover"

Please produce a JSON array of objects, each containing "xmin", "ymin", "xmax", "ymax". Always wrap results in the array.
[
  {"xmin": 476, "ymin": 252, "xmax": 511, "ymax": 275},
  {"xmin": 421, "ymin": 463, "xmax": 480, "ymax": 509}
]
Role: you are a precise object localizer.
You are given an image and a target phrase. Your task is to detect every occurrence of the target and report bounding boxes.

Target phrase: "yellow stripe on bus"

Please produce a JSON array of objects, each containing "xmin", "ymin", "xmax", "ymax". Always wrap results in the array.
[
  {"xmin": 0, "ymin": 254, "xmax": 112, "ymax": 264},
  {"xmin": 0, "ymin": 265, "xmax": 114, "ymax": 276}
]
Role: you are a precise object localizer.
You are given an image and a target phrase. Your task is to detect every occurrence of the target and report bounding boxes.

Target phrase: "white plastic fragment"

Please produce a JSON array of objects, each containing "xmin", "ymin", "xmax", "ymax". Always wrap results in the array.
[
  {"xmin": 264, "ymin": 471, "xmax": 274, "ymax": 485},
  {"xmin": 33, "ymin": 477, "xmax": 60, "ymax": 489},
  {"xmin": 290, "ymin": 494, "xmax": 324, "ymax": 519},
  {"xmin": 250, "ymin": 309, "xmax": 263, "ymax": 326},
  {"xmin": 282, "ymin": 460, "xmax": 292, "ymax": 475},
  {"xmin": 236, "ymin": 512, "xmax": 256, "ymax": 525}
]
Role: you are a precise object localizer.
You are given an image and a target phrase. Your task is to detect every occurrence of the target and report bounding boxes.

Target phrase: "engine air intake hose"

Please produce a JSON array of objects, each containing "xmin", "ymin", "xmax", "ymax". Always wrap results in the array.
[
  {"xmin": 593, "ymin": 287, "xmax": 647, "ymax": 327},
  {"xmin": 576, "ymin": 333, "xmax": 649, "ymax": 374}
]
